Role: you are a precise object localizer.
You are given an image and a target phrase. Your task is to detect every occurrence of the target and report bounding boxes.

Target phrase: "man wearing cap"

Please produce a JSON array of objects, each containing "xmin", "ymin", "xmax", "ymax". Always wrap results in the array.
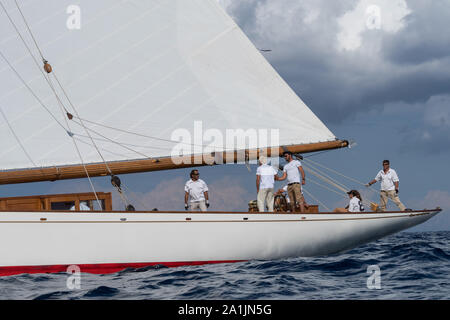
[
  {"xmin": 256, "ymin": 155, "xmax": 278, "ymax": 212},
  {"xmin": 184, "ymin": 169, "xmax": 209, "ymax": 211},
  {"xmin": 366, "ymin": 160, "xmax": 406, "ymax": 211},
  {"xmin": 276, "ymin": 151, "xmax": 306, "ymax": 212}
]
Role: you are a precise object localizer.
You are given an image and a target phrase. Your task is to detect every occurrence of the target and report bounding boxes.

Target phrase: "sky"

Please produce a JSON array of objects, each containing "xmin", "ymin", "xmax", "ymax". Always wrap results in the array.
[{"xmin": 1, "ymin": 0, "xmax": 449, "ymax": 231}]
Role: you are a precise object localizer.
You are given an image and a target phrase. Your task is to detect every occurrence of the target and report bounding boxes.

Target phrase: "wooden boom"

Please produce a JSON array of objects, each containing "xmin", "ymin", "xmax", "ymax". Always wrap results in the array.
[{"xmin": 0, "ymin": 140, "xmax": 348, "ymax": 185}]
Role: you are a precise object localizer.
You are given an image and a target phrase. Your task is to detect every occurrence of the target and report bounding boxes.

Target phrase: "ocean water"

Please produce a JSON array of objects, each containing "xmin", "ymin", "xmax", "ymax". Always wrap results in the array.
[{"xmin": 0, "ymin": 231, "xmax": 448, "ymax": 300}]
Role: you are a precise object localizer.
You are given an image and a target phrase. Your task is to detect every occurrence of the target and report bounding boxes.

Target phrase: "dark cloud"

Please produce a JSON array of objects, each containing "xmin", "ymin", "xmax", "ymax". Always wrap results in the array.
[
  {"xmin": 398, "ymin": 94, "xmax": 450, "ymax": 155},
  {"xmin": 220, "ymin": 0, "xmax": 450, "ymax": 154},
  {"xmin": 383, "ymin": 0, "xmax": 450, "ymax": 65},
  {"xmin": 221, "ymin": 0, "xmax": 450, "ymax": 125}
]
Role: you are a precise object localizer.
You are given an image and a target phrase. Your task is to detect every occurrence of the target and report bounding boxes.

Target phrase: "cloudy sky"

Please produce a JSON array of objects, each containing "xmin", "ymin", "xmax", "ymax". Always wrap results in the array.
[{"xmin": 1, "ymin": 0, "xmax": 449, "ymax": 231}]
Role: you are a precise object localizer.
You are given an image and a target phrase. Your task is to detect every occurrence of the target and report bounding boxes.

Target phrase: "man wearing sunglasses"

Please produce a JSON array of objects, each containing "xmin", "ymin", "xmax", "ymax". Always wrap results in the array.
[
  {"xmin": 367, "ymin": 160, "xmax": 407, "ymax": 211},
  {"xmin": 184, "ymin": 169, "xmax": 209, "ymax": 211}
]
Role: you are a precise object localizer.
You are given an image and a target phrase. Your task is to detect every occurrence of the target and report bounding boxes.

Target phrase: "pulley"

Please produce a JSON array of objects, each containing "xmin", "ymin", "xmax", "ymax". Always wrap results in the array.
[
  {"xmin": 111, "ymin": 175, "xmax": 122, "ymax": 192},
  {"xmin": 43, "ymin": 59, "xmax": 52, "ymax": 74}
]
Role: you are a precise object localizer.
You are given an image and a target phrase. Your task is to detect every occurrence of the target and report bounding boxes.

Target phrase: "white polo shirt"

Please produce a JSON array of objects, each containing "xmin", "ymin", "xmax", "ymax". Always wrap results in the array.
[
  {"xmin": 256, "ymin": 164, "xmax": 278, "ymax": 190},
  {"xmin": 283, "ymin": 160, "xmax": 303, "ymax": 184},
  {"xmin": 185, "ymin": 179, "xmax": 208, "ymax": 203},
  {"xmin": 348, "ymin": 197, "xmax": 364, "ymax": 212},
  {"xmin": 375, "ymin": 169, "xmax": 400, "ymax": 191}
]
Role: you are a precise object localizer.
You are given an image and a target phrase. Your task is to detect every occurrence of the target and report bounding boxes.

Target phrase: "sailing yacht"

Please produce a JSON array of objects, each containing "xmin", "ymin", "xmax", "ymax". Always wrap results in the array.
[{"xmin": 0, "ymin": 0, "xmax": 441, "ymax": 276}]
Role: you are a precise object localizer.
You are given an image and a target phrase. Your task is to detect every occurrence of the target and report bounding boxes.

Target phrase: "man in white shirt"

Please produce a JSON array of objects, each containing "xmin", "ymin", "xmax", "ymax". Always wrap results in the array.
[
  {"xmin": 256, "ymin": 156, "xmax": 278, "ymax": 212},
  {"xmin": 367, "ymin": 160, "xmax": 406, "ymax": 211},
  {"xmin": 184, "ymin": 169, "xmax": 209, "ymax": 211},
  {"xmin": 276, "ymin": 151, "xmax": 306, "ymax": 212}
]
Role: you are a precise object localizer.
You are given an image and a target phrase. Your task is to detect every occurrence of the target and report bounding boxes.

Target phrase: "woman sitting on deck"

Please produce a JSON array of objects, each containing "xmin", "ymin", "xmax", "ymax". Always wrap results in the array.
[{"xmin": 334, "ymin": 190, "xmax": 365, "ymax": 213}]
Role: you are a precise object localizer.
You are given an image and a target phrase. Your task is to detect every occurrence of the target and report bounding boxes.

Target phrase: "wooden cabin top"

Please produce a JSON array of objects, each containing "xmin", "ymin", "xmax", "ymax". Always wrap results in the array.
[{"xmin": 0, "ymin": 192, "xmax": 112, "ymax": 212}]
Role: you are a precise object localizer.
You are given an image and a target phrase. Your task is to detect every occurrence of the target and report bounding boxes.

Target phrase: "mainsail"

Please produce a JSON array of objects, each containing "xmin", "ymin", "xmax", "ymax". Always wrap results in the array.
[{"xmin": 0, "ymin": 0, "xmax": 345, "ymax": 184}]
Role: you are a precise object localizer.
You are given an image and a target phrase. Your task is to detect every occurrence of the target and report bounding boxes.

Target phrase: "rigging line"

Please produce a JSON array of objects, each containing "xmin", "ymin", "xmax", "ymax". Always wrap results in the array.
[
  {"xmin": 47, "ymin": 75, "xmax": 103, "ymax": 210},
  {"xmin": 303, "ymin": 158, "xmax": 394, "ymax": 207},
  {"xmin": 303, "ymin": 161, "xmax": 350, "ymax": 192},
  {"xmin": 303, "ymin": 149, "xmax": 335, "ymax": 159},
  {"xmin": 303, "ymin": 162, "xmax": 350, "ymax": 191},
  {"xmin": 0, "ymin": 0, "xmax": 56, "ymax": 96},
  {"xmin": 72, "ymin": 130, "xmax": 176, "ymax": 152},
  {"xmin": 303, "ymin": 166, "xmax": 349, "ymax": 194},
  {"xmin": 120, "ymin": 184, "xmax": 151, "ymax": 211},
  {"xmin": 14, "ymin": 0, "xmax": 44, "ymax": 61},
  {"xmin": 0, "ymin": 50, "xmax": 68, "ymax": 132},
  {"xmin": 11, "ymin": 1, "xmax": 137, "ymax": 206},
  {"xmin": 304, "ymin": 157, "xmax": 387, "ymax": 204},
  {"xmin": 0, "ymin": 105, "xmax": 39, "ymax": 168},
  {"xmin": 7, "ymin": 3, "xmax": 124, "ymax": 198},
  {"xmin": 304, "ymin": 166, "xmax": 372, "ymax": 208},
  {"xmin": 0, "ymin": 2, "xmax": 74, "ymax": 132},
  {"xmin": 73, "ymin": 137, "xmax": 136, "ymax": 159},
  {"xmin": 72, "ymin": 116, "xmax": 227, "ymax": 150},
  {"xmin": 52, "ymin": 72, "xmax": 114, "ymax": 175},
  {"xmin": 308, "ymin": 178, "xmax": 372, "ymax": 208},
  {"xmin": 70, "ymin": 119, "xmax": 154, "ymax": 160},
  {"xmin": 7, "ymin": 0, "xmax": 149, "ymax": 210},
  {"xmin": 5, "ymin": 1, "xmax": 102, "ymax": 159},
  {"xmin": 303, "ymin": 158, "xmax": 373, "ymax": 190},
  {"xmin": 303, "ymin": 166, "xmax": 372, "ymax": 207},
  {"xmin": 308, "ymin": 178, "xmax": 348, "ymax": 198},
  {"xmin": 9, "ymin": 0, "xmax": 114, "ymax": 176},
  {"xmin": 0, "ymin": 2, "xmax": 59, "ymax": 48},
  {"xmin": 0, "ymin": 1, "xmax": 73, "ymax": 127},
  {"xmin": 302, "ymin": 188, "xmax": 331, "ymax": 212}
]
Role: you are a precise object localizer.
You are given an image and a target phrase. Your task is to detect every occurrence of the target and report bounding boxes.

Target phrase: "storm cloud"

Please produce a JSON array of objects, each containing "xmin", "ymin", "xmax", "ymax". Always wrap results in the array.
[{"xmin": 219, "ymin": 0, "xmax": 450, "ymax": 153}]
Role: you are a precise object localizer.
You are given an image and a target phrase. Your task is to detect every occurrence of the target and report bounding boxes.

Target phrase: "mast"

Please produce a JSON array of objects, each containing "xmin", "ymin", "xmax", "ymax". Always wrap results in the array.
[{"xmin": 0, "ymin": 140, "xmax": 348, "ymax": 185}]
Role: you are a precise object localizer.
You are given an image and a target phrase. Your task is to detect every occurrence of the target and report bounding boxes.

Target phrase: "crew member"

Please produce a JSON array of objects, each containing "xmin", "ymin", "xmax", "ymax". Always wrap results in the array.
[
  {"xmin": 276, "ymin": 151, "xmax": 306, "ymax": 212},
  {"xmin": 256, "ymin": 155, "xmax": 278, "ymax": 212},
  {"xmin": 366, "ymin": 160, "xmax": 407, "ymax": 211},
  {"xmin": 184, "ymin": 169, "xmax": 209, "ymax": 211}
]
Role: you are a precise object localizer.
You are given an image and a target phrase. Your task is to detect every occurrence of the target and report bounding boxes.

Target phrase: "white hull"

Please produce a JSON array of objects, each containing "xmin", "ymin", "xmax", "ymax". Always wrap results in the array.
[{"xmin": 0, "ymin": 209, "xmax": 441, "ymax": 276}]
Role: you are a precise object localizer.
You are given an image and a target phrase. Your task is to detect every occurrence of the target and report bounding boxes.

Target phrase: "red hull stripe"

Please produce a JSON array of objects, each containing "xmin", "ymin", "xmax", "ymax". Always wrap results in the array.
[{"xmin": 0, "ymin": 260, "xmax": 246, "ymax": 277}]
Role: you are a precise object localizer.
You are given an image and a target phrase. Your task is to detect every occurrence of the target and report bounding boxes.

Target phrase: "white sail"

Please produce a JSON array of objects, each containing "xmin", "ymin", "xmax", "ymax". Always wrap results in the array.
[{"xmin": 0, "ymin": 0, "xmax": 336, "ymax": 171}]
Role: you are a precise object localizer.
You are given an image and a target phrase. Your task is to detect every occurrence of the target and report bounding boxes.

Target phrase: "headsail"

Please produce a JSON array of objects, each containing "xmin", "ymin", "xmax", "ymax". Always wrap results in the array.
[{"xmin": 0, "ymin": 0, "xmax": 344, "ymax": 184}]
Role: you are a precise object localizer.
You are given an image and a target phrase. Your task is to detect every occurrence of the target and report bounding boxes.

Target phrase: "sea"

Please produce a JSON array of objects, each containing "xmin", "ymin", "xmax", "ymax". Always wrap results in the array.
[{"xmin": 0, "ymin": 231, "xmax": 448, "ymax": 300}]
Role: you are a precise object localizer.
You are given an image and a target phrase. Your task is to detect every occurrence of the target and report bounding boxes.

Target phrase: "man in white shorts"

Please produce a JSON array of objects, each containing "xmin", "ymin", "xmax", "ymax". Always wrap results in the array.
[
  {"xmin": 256, "ymin": 156, "xmax": 278, "ymax": 212},
  {"xmin": 184, "ymin": 169, "xmax": 209, "ymax": 211}
]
